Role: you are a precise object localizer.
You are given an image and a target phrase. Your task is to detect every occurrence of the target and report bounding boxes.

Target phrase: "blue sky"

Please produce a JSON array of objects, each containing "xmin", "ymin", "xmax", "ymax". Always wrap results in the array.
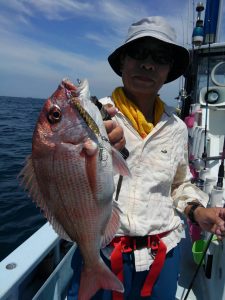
[{"xmin": 0, "ymin": 0, "xmax": 224, "ymax": 106}]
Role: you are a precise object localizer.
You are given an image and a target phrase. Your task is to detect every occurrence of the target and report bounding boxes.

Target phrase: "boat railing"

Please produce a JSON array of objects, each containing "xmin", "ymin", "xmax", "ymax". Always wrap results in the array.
[{"xmin": 0, "ymin": 222, "xmax": 75, "ymax": 300}]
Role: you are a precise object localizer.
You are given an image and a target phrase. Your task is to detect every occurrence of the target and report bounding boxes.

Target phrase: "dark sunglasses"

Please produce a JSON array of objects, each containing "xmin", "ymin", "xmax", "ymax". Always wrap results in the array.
[{"xmin": 125, "ymin": 45, "xmax": 173, "ymax": 65}]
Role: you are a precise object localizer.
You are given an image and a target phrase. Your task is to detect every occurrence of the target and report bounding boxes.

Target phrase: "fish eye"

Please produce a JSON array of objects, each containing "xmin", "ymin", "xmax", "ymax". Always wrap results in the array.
[{"xmin": 47, "ymin": 105, "xmax": 62, "ymax": 124}]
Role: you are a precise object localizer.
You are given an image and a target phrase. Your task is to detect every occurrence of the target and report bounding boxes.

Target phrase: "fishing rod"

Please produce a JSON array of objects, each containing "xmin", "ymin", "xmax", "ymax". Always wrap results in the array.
[
  {"xmin": 216, "ymin": 136, "xmax": 225, "ymax": 188},
  {"xmin": 182, "ymin": 233, "xmax": 214, "ymax": 300}
]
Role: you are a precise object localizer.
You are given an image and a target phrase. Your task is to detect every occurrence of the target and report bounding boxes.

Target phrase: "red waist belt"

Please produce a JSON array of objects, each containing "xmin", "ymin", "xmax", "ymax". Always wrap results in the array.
[{"xmin": 110, "ymin": 232, "xmax": 168, "ymax": 299}]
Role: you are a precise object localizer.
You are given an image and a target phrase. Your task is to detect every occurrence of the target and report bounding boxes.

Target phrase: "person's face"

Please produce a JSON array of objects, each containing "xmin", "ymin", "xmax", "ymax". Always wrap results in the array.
[{"xmin": 120, "ymin": 38, "xmax": 173, "ymax": 98}]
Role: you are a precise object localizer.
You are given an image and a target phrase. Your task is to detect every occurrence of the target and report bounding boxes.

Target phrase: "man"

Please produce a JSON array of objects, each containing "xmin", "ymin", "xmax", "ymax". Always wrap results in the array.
[{"xmin": 68, "ymin": 16, "xmax": 225, "ymax": 300}]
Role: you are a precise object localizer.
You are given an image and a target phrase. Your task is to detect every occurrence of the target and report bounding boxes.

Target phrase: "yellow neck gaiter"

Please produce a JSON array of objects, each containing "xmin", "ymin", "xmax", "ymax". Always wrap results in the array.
[{"xmin": 112, "ymin": 87, "xmax": 165, "ymax": 138}]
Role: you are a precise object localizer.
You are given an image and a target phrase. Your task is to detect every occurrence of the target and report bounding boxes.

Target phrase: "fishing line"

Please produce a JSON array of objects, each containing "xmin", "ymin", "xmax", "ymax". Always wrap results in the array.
[
  {"xmin": 202, "ymin": 0, "xmax": 216, "ymax": 170},
  {"xmin": 216, "ymin": 136, "xmax": 225, "ymax": 188},
  {"xmin": 202, "ymin": 37, "xmax": 211, "ymax": 168}
]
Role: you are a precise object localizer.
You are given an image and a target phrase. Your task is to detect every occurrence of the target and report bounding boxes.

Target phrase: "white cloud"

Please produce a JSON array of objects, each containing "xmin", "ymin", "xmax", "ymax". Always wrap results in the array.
[
  {"xmin": 0, "ymin": 23, "xmax": 181, "ymax": 103},
  {"xmin": 29, "ymin": 0, "xmax": 93, "ymax": 20},
  {"xmin": 0, "ymin": 0, "xmax": 192, "ymax": 49},
  {"xmin": 1, "ymin": 0, "xmax": 34, "ymax": 16},
  {"xmin": 0, "ymin": 27, "xmax": 121, "ymax": 98},
  {"xmin": 0, "ymin": 23, "xmax": 178, "ymax": 100},
  {"xmin": 100, "ymin": 1, "xmax": 136, "ymax": 22},
  {"xmin": 0, "ymin": 0, "xmax": 204, "ymax": 103},
  {"xmin": 1, "ymin": 0, "xmax": 93, "ymax": 19}
]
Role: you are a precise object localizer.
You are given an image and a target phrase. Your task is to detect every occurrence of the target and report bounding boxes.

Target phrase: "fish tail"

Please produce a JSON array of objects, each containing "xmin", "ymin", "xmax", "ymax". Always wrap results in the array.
[{"xmin": 78, "ymin": 258, "xmax": 124, "ymax": 300}]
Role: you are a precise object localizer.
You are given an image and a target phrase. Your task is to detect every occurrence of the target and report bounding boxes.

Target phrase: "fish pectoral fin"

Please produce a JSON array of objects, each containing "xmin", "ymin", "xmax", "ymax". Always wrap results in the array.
[
  {"xmin": 78, "ymin": 258, "xmax": 124, "ymax": 300},
  {"xmin": 111, "ymin": 147, "xmax": 131, "ymax": 177},
  {"xmin": 19, "ymin": 156, "xmax": 72, "ymax": 242},
  {"xmin": 83, "ymin": 138, "xmax": 98, "ymax": 156},
  {"xmin": 101, "ymin": 206, "xmax": 120, "ymax": 248},
  {"xmin": 18, "ymin": 155, "xmax": 44, "ymax": 207}
]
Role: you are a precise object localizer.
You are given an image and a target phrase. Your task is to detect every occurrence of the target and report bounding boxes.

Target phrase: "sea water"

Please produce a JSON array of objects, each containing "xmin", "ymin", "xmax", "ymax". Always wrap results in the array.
[{"xmin": 0, "ymin": 96, "xmax": 46, "ymax": 261}]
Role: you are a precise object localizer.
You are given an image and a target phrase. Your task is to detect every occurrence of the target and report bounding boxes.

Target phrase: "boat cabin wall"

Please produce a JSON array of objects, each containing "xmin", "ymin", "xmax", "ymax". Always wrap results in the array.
[{"xmin": 184, "ymin": 44, "xmax": 225, "ymax": 200}]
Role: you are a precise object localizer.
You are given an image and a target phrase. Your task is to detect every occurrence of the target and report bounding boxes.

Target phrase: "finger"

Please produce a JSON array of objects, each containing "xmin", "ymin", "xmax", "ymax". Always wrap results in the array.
[
  {"xmin": 104, "ymin": 120, "xmax": 117, "ymax": 134},
  {"xmin": 216, "ymin": 235, "xmax": 223, "ymax": 241},
  {"xmin": 215, "ymin": 230, "xmax": 225, "ymax": 240},
  {"xmin": 209, "ymin": 209, "xmax": 225, "ymax": 228},
  {"xmin": 219, "ymin": 209, "xmax": 225, "ymax": 221},
  {"xmin": 215, "ymin": 225, "xmax": 225, "ymax": 236},
  {"xmin": 209, "ymin": 223, "xmax": 224, "ymax": 236},
  {"xmin": 108, "ymin": 125, "xmax": 124, "ymax": 145},
  {"xmin": 104, "ymin": 105, "xmax": 118, "ymax": 118},
  {"xmin": 113, "ymin": 136, "xmax": 126, "ymax": 151},
  {"xmin": 215, "ymin": 218, "xmax": 225, "ymax": 231},
  {"xmin": 103, "ymin": 119, "xmax": 126, "ymax": 151}
]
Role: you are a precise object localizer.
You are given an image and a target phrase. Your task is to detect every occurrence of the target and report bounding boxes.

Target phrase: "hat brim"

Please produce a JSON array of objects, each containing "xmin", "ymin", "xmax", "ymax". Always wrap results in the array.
[{"xmin": 108, "ymin": 37, "xmax": 189, "ymax": 83}]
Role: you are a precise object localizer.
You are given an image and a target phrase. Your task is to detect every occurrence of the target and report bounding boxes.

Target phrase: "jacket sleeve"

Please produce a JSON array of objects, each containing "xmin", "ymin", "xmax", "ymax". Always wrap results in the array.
[{"xmin": 171, "ymin": 126, "xmax": 209, "ymax": 214}]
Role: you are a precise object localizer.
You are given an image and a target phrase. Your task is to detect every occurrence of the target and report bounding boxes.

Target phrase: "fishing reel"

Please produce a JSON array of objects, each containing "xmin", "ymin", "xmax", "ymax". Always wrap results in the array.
[{"xmin": 191, "ymin": 158, "xmax": 205, "ymax": 189}]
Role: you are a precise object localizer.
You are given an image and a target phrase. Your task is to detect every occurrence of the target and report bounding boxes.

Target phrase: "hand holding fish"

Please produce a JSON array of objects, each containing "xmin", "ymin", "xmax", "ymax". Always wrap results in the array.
[
  {"xmin": 192, "ymin": 206, "xmax": 225, "ymax": 240},
  {"xmin": 101, "ymin": 104, "xmax": 126, "ymax": 152}
]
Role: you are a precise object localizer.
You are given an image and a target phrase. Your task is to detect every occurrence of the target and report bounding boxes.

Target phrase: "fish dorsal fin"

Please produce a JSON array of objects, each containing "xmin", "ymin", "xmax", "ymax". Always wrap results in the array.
[
  {"xmin": 111, "ymin": 147, "xmax": 131, "ymax": 177},
  {"xmin": 18, "ymin": 155, "xmax": 72, "ymax": 242},
  {"xmin": 101, "ymin": 206, "xmax": 120, "ymax": 248}
]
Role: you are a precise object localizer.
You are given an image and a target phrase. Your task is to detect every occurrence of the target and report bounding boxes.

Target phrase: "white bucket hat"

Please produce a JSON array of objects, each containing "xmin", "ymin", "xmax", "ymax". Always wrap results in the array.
[{"xmin": 108, "ymin": 16, "xmax": 190, "ymax": 83}]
